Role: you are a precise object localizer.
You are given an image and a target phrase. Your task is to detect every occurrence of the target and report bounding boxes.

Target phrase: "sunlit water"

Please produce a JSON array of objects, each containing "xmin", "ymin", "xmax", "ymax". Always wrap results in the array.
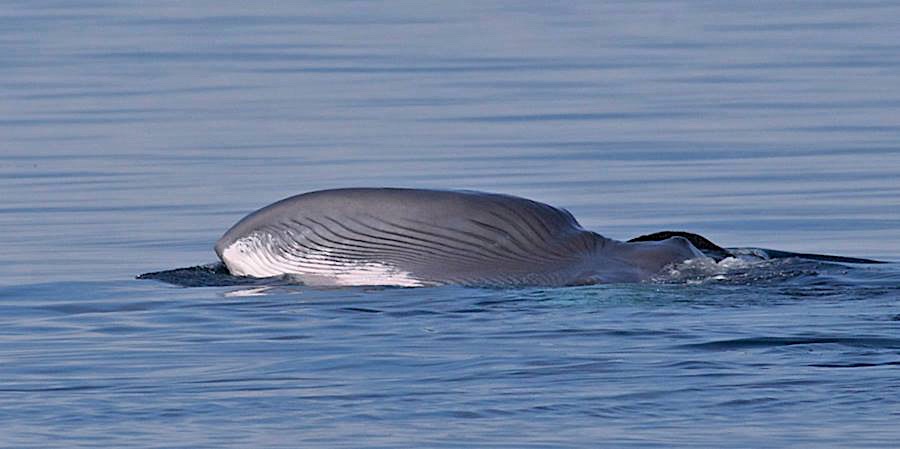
[{"xmin": 2, "ymin": 1, "xmax": 899, "ymax": 447}]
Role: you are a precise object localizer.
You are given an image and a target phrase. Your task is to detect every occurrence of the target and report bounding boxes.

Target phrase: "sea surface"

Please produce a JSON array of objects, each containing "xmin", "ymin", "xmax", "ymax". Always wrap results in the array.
[{"xmin": 2, "ymin": 1, "xmax": 899, "ymax": 447}]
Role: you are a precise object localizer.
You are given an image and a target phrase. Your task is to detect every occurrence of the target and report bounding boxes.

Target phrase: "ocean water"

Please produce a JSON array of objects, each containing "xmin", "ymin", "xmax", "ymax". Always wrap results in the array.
[{"xmin": 1, "ymin": 1, "xmax": 899, "ymax": 447}]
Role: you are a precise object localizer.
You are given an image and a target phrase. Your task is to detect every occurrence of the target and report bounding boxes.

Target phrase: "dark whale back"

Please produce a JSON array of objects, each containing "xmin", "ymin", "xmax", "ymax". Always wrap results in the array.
[
  {"xmin": 628, "ymin": 231, "xmax": 733, "ymax": 261},
  {"xmin": 628, "ymin": 230, "xmax": 886, "ymax": 264}
]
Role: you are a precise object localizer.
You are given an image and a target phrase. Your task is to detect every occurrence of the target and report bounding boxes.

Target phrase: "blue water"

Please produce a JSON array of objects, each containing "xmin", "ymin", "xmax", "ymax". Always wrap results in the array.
[{"xmin": 2, "ymin": 1, "xmax": 899, "ymax": 447}]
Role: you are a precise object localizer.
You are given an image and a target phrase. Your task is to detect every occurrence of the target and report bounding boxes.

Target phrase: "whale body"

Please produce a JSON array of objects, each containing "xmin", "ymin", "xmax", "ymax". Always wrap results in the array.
[{"xmin": 214, "ymin": 188, "xmax": 707, "ymax": 287}]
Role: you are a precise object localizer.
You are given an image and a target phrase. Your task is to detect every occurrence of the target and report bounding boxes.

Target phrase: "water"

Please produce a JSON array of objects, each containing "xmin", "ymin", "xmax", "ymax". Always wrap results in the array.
[{"xmin": 2, "ymin": 0, "xmax": 899, "ymax": 447}]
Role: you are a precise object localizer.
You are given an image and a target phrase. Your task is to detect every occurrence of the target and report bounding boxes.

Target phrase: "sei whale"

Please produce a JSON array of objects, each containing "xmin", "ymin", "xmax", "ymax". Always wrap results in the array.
[
  {"xmin": 214, "ymin": 188, "xmax": 712, "ymax": 287},
  {"xmin": 134, "ymin": 188, "xmax": 884, "ymax": 287}
]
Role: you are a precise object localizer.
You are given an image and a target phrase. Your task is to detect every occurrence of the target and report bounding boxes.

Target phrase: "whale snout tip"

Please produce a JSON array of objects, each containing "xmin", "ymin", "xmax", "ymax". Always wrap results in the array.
[{"xmin": 214, "ymin": 237, "xmax": 228, "ymax": 260}]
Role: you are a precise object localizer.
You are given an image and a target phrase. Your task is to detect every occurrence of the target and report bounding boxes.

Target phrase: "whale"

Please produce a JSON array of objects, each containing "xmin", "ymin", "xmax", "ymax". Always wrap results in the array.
[
  {"xmin": 133, "ymin": 187, "xmax": 886, "ymax": 288},
  {"xmin": 211, "ymin": 188, "xmax": 886, "ymax": 287},
  {"xmin": 214, "ymin": 188, "xmax": 713, "ymax": 287}
]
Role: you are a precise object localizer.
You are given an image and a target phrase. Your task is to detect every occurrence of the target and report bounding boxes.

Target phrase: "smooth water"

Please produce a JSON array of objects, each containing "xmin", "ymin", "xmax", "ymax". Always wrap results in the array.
[{"xmin": 2, "ymin": 1, "xmax": 899, "ymax": 447}]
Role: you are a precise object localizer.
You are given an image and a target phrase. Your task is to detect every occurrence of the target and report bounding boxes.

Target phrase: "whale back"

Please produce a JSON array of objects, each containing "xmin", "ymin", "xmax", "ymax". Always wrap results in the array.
[{"xmin": 215, "ymin": 188, "xmax": 599, "ymax": 286}]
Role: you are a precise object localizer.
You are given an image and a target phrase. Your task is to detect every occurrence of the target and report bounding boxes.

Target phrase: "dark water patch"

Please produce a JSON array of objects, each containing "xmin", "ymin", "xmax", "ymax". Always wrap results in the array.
[
  {"xmin": 251, "ymin": 59, "xmax": 668, "ymax": 74},
  {"xmin": 712, "ymin": 21, "xmax": 873, "ymax": 32},
  {"xmin": 810, "ymin": 360, "xmax": 900, "ymax": 368},
  {"xmin": 84, "ymin": 50, "xmax": 392, "ymax": 63},
  {"xmin": 385, "ymin": 309, "xmax": 445, "ymax": 318},
  {"xmin": 706, "ymin": 99, "xmax": 900, "ymax": 111},
  {"xmin": 36, "ymin": 301, "xmax": 163, "ymax": 316},
  {"xmin": 0, "ymin": 170, "xmax": 130, "ymax": 179},
  {"xmin": 441, "ymin": 79, "xmax": 601, "ymax": 89},
  {"xmin": 487, "ymin": 327, "xmax": 676, "ymax": 340},
  {"xmin": 0, "ymin": 204, "xmax": 203, "ymax": 214},
  {"xmin": 16, "ymin": 85, "xmax": 255, "ymax": 100},
  {"xmin": 121, "ymin": 14, "xmax": 444, "ymax": 27},
  {"xmin": 727, "ymin": 59, "xmax": 900, "ymax": 70},
  {"xmin": 787, "ymin": 125, "xmax": 900, "ymax": 134},
  {"xmin": 678, "ymin": 217, "xmax": 900, "ymax": 232},
  {"xmin": 459, "ymin": 140, "xmax": 900, "ymax": 160},
  {"xmin": 683, "ymin": 336, "xmax": 900, "ymax": 351},
  {"xmin": 432, "ymin": 111, "xmax": 693, "ymax": 123},
  {"xmin": 340, "ymin": 306, "xmax": 383, "ymax": 314},
  {"xmin": 342, "ymin": 97, "xmax": 480, "ymax": 108},
  {"xmin": 0, "ymin": 117, "xmax": 150, "ymax": 126}
]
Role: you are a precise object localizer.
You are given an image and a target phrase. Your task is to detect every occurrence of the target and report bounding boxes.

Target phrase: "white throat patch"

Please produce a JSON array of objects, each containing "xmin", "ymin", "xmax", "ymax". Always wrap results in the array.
[{"xmin": 220, "ymin": 233, "xmax": 425, "ymax": 287}]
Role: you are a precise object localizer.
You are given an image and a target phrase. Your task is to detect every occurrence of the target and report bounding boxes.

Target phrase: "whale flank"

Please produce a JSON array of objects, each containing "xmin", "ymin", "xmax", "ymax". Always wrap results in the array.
[{"xmin": 214, "ymin": 189, "xmax": 602, "ymax": 287}]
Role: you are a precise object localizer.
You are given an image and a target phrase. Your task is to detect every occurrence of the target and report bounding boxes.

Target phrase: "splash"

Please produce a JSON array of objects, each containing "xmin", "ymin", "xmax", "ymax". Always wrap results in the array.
[{"xmin": 653, "ymin": 256, "xmax": 821, "ymax": 286}]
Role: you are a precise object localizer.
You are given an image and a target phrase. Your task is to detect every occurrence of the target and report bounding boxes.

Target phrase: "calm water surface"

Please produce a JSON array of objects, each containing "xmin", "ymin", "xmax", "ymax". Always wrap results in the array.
[{"xmin": 1, "ymin": 1, "xmax": 899, "ymax": 447}]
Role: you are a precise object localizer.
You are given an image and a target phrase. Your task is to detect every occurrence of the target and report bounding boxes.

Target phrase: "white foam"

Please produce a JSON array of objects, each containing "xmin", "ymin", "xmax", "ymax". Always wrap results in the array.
[
  {"xmin": 654, "ymin": 255, "xmax": 763, "ymax": 284},
  {"xmin": 224, "ymin": 287, "xmax": 274, "ymax": 297}
]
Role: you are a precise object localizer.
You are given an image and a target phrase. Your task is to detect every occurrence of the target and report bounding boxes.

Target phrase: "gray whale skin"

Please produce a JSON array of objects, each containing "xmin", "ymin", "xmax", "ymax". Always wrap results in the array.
[
  {"xmin": 216, "ymin": 188, "xmax": 704, "ymax": 287},
  {"xmin": 214, "ymin": 188, "xmax": 881, "ymax": 287}
]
